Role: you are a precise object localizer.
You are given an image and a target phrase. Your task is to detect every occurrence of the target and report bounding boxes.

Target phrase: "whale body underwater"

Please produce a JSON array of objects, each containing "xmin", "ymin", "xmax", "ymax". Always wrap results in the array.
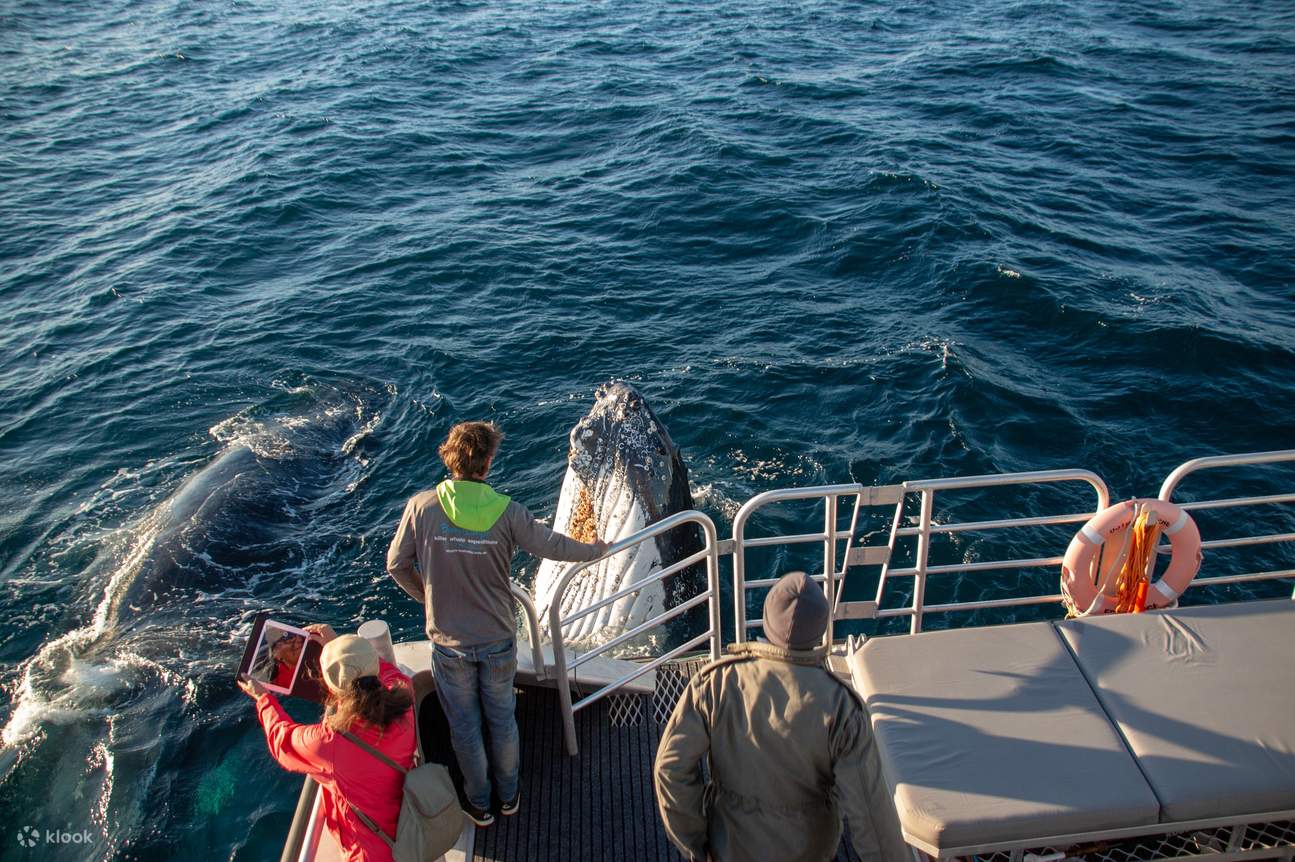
[
  {"xmin": 534, "ymin": 382, "xmax": 705, "ymax": 649},
  {"xmin": 100, "ymin": 443, "xmax": 265, "ymax": 629},
  {"xmin": 3, "ymin": 394, "xmax": 378, "ymax": 748},
  {"xmin": 0, "ymin": 392, "xmax": 387, "ymax": 862},
  {"xmin": 100, "ymin": 402, "xmax": 375, "ymax": 632}
]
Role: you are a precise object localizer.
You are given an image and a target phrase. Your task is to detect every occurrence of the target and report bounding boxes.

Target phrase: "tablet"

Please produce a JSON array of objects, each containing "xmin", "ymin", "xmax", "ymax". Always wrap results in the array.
[{"xmin": 238, "ymin": 612, "xmax": 326, "ymax": 701}]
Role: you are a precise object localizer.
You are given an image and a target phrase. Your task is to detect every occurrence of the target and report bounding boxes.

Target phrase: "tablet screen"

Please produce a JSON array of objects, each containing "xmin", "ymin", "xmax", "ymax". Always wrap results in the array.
[{"xmin": 238, "ymin": 613, "xmax": 326, "ymax": 701}]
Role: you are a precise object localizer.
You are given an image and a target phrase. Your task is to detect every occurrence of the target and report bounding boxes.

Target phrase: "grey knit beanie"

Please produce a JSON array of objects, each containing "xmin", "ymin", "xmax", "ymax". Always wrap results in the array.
[{"xmin": 762, "ymin": 571, "xmax": 829, "ymax": 649}]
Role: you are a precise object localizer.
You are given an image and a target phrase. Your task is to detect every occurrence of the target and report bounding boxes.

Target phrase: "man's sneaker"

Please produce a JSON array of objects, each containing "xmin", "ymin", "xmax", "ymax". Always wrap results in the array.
[
  {"xmin": 463, "ymin": 803, "xmax": 495, "ymax": 827},
  {"xmin": 500, "ymin": 793, "xmax": 520, "ymax": 816}
]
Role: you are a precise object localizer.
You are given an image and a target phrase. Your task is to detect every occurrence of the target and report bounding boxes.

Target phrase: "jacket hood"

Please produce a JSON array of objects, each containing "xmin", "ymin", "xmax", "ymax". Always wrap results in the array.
[
  {"xmin": 726, "ymin": 640, "xmax": 829, "ymax": 666},
  {"xmin": 436, "ymin": 480, "xmax": 511, "ymax": 532}
]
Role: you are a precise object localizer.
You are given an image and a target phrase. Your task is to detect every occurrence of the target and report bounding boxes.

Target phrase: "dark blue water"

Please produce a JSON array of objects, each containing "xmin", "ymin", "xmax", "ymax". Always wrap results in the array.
[{"xmin": 2, "ymin": 0, "xmax": 1293, "ymax": 857}]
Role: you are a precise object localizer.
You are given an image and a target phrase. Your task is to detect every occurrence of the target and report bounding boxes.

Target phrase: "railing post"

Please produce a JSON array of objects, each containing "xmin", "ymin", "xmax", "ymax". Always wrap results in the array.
[
  {"xmin": 835, "ymin": 493, "xmax": 865, "ymax": 611},
  {"xmin": 703, "ymin": 518, "xmax": 723, "ymax": 661},
  {"xmin": 823, "ymin": 493, "xmax": 838, "ymax": 647},
  {"xmin": 875, "ymin": 494, "xmax": 907, "ymax": 609},
  {"xmin": 732, "ymin": 505, "xmax": 752, "ymax": 645},
  {"xmin": 549, "ymin": 589, "xmax": 581, "ymax": 756},
  {"xmin": 510, "ymin": 585, "xmax": 547, "ymax": 681},
  {"xmin": 911, "ymin": 489, "xmax": 934, "ymax": 635}
]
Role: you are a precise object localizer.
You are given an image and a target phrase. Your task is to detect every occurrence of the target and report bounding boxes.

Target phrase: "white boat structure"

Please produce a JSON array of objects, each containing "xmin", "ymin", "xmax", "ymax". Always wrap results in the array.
[{"xmin": 283, "ymin": 449, "xmax": 1295, "ymax": 862}]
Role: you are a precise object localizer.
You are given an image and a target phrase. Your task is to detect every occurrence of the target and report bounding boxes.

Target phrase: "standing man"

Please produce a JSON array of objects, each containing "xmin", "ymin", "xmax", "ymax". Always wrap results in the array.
[
  {"xmin": 654, "ymin": 572, "xmax": 908, "ymax": 862},
  {"xmin": 387, "ymin": 421, "xmax": 606, "ymax": 827}
]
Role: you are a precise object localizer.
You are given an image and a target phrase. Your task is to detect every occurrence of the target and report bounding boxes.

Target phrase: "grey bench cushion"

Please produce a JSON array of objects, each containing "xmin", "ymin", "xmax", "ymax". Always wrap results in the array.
[
  {"xmin": 851, "ymin": 621, "xmax": 1160, "ymax": 851},
  {"xmin": 1057, "ymin": 599, "xmax": 1295, "ymax": 822}
]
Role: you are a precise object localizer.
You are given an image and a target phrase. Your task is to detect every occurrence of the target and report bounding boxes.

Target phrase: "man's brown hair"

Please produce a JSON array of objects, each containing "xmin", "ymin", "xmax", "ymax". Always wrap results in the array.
[{"xmin": 439, "ymin": 421, "xmax": 503, "ymax": 479}]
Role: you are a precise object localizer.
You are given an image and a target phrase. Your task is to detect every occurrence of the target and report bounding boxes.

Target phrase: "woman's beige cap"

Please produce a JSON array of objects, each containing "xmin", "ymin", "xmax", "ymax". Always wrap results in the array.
[{"xmin": 320, "ymin": 634, "xmax": 380, "ymax": 692}]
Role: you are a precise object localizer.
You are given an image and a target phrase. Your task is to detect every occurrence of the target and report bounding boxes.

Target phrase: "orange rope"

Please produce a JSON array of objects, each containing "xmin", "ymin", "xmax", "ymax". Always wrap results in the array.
[{"xmin": 1113, "ymin": 509, "xmax": 1163, "ymax": 614}]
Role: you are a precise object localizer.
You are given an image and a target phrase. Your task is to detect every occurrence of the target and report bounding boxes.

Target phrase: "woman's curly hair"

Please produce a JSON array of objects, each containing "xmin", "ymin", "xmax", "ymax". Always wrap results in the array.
[{"xmin": 325, "ymin": 675, "xmax": 413, "ymax": 733}]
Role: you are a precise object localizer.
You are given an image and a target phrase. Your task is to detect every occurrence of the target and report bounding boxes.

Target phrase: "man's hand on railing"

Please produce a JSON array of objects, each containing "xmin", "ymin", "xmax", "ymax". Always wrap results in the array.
[{"xmin": 592, "ymin": 540, "xmax": 611, "ymax": 557}]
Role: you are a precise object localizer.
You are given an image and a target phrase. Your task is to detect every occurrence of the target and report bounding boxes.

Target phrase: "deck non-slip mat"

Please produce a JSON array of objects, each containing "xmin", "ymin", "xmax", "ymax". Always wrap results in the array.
[
  {"xmin": 472, "ymin": 685, "xmax": 681, "ymax": 861},
  {"xmin": 455, "ymin": 670, "xmax": 870, "ymax": 861}
]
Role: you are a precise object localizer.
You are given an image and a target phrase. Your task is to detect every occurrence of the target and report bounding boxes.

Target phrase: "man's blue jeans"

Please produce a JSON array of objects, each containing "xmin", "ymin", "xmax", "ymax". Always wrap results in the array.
[{"xmin": 432, "ymin": 637, "xmax": 520, "ymax": 811}]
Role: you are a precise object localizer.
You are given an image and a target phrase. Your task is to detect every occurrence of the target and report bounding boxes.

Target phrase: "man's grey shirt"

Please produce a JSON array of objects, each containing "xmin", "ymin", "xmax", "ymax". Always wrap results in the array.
[{"xmin": 386, "ymin": 488, "xmax": 600, "ymax": 647}]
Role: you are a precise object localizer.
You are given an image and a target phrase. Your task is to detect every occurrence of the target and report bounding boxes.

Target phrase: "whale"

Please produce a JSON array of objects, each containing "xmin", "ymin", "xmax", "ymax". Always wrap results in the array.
[
  {"xmin": 534, "ymin": 381, "xmax": 705, "ymax": 650},
  {"xmin": 98, "ymin": 395, "xmax": 377, "ymax": 632},
  {"xmin": 100, "ymin": 443, "xmax": 263, "ymax": 628},
  {"xmin": 0, "ymin": 386, "xmax": 385, "ymax": 854},
  {"xmin": 3, "ymin": 385, "xmax": 383, "ymax": 745}
]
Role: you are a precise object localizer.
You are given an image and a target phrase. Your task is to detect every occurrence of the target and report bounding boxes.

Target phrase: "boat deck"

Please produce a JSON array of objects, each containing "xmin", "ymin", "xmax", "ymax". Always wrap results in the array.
[
  {"xmin": 284, "ymin": 450, "xmax": 1295, "ymax": 862},
  {"xmin": 418, "ymin": 658, "xmax": 867, "ymax": 862}
]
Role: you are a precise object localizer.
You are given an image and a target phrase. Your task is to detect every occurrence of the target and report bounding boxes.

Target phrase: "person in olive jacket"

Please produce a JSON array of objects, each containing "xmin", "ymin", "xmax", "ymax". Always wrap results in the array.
[{"xmin": 654, "ymin": 572, "xmax": 907, "ymax": 862}]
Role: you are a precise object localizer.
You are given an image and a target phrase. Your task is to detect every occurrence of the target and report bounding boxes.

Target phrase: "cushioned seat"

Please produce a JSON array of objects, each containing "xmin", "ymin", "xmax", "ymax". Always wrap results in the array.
[
  {"xmin": 850, "ymin": 621, "xmax": 1161, "ymax": 851},
  {"xmin": 1057, "ymin": 599, "xmax": 1295, "ymax": 822}
]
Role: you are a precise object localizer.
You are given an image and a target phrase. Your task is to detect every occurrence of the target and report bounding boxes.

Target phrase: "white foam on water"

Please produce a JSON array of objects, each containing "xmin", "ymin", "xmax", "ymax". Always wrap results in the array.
[
  {"xmin": 3, "ymin": 630, "xmax": 126, "ymax": 747},
  {"xmin": 691, "ymin": 482, "xmax": 740, "ymax": 521},
  {"xmin": 730, "ymin": 447, "xmax": 820, "ymax": 482},
  {"xmin": 340, "ymin": 405, "xmax": 383, "ymax": 461},
  {"xmin": 209, "ymin": 411, "xmax": 295, "ymax": 459},
  {"xmin": 2, "ymin": 629, "xmax": 194, "ymax": 853}
]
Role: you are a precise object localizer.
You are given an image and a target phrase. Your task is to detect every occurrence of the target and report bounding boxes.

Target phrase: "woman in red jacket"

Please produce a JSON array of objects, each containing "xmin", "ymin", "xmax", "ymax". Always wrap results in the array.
[{"xmin": 239, "ymin": 625, "xmax": 417, "ymax": 862}]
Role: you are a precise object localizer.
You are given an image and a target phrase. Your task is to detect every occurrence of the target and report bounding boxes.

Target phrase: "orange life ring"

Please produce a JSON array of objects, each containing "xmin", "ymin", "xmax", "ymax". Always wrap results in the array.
[{"xmin": 1061, "ymin": 498, "xmax": 1202, "ymax": 616}]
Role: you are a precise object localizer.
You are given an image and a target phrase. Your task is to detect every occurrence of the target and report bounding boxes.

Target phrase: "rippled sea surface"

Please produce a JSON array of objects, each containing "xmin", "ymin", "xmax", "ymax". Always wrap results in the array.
[{"xmin": 2, "ymin": 0, "xmax": 1293, "ymax": 857}]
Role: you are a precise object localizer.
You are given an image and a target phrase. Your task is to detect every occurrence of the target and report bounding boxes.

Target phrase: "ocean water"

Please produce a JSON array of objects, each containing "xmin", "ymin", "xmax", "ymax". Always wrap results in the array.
[{"xmin": 2, "ymin": 0, "xmax": 1293, "ymax": 857}]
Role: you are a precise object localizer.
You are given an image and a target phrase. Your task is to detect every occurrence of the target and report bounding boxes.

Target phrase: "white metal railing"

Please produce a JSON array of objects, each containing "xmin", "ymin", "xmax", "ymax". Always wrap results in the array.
[
  {"xmin": 1157, "ymin": 450, "xmax": 1295, "ymax": 591},
  {"xmin": 549, "ymin": 510, "xmax": 721, "ymax": 755},
  {"xmin": 882, "ymin": 470, "xmax": 1110, "ymax": 634},
  {"xmin": 731, "ymin": 470, "xmax": 1110, "ymax": 637},
  {"xmin": 731, "ymin": 484, "xmax": 904, "ymax": 644},
  {"xmin": 510, "ymin": 584, "xmax": 547, "ymax": 681},
  {"xmin": 540, "ymin": 450, "xmax": 1294, "ymax": 755}
]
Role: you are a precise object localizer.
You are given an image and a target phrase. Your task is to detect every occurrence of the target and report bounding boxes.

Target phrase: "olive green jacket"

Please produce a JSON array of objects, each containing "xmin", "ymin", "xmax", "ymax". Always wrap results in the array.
[{"xmin": 654, "ymin": 642, "xmax": 908, "ymax": 862}]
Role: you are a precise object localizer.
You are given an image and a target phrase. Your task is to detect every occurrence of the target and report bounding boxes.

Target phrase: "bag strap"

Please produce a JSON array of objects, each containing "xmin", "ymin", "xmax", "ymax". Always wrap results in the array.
[
  {"xmin": 338, "ymin": 729, "xmax": 409, "ymax": 847},
  {"xmin": 340, "ymin": 729, "xmax": 409, "ymax": 775},
  {"xmin": 347, "ymin": 801, "xmax": 396, "ymax": 849}
]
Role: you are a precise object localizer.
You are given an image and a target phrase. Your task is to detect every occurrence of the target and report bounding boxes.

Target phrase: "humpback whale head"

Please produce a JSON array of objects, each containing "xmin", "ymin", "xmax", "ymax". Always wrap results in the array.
[
  {"xmin": 565, "ymin": 381, "xmax": 680, "ymax": 532},
  {"xmin": 535, "ymin": 382, "xmax": 703, "ymax": 649}
]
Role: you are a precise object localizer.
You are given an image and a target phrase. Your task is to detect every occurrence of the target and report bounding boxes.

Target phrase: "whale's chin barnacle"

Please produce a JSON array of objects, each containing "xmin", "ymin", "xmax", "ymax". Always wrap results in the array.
[{"xmin": 567, "ymin": 483, "xmax": 599, "ymax": 544}]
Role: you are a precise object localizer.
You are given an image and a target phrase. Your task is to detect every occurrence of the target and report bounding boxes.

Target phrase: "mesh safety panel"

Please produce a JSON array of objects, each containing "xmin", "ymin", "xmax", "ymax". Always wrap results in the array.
[{"xmin": 970, "ymin": 819, "xmax": 1295, "ymax": 861}]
